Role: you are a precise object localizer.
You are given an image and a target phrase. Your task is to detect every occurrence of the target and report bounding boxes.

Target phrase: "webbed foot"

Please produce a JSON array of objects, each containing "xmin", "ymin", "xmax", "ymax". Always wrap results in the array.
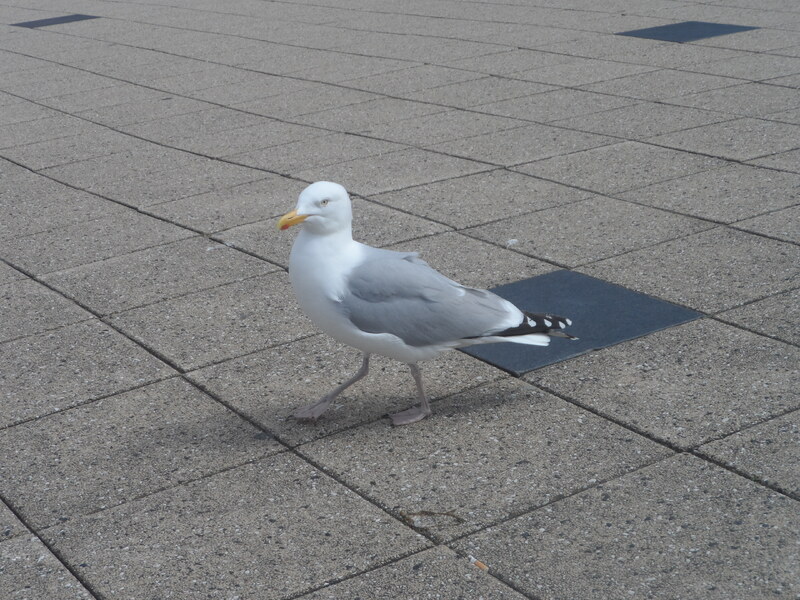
[{"xmin": 389, "ymin": 405, "xmax": 432, "ymax": 426}]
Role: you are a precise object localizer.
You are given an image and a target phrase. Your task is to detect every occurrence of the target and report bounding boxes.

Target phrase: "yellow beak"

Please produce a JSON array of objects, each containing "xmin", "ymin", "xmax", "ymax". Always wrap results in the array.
[{"xmin": 277, "ymin": 209, "xmax": 309, "ymax": 231}]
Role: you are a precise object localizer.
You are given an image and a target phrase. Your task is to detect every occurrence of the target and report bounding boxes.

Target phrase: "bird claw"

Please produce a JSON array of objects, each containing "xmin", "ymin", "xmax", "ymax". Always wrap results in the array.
[
  {"xmin": 292, "ymin": 400, "xmax": 331, "ymax": 421},
  {"xmin": 390, "ymin": 405, "xmax": 432, "ymax": 426}
]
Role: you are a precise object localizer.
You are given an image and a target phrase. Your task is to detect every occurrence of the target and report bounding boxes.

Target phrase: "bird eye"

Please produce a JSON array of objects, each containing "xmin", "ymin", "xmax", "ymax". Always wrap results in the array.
[{"xmin": 320, "ymin": 199, "xmax": 329, "ymax": 207}]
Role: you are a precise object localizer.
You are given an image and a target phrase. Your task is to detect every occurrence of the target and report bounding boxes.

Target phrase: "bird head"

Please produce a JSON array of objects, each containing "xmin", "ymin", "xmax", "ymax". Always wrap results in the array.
[{"xmin": 278, "ymin": 181, "xmax": 352, "ymax": 235}]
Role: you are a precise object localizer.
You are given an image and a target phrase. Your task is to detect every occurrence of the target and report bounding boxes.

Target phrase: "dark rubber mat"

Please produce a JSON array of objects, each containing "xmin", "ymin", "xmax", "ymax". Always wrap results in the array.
[
  {"xmin": 12, "ymin": 14, "xmax": 99, "ymax": 28},
  {"xmin": 462, "ymin": 270, "xmax": 702, "ymax": 376},
  {"xmin": 616, "ymin": 21, "xmax": 758, "ymax": 43}
]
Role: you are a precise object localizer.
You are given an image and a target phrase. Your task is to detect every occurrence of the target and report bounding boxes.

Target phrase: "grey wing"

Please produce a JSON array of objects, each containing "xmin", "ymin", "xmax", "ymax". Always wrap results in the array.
[{"xmin": 339, "ymin": 256, "xmax": 520, "ymax": 347}]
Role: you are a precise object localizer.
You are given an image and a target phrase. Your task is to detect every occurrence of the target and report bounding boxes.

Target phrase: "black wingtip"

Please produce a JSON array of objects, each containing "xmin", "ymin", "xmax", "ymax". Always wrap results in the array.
[{"xmin": 493, "ymin": 311, "xmax": 576, "ymax": 340}]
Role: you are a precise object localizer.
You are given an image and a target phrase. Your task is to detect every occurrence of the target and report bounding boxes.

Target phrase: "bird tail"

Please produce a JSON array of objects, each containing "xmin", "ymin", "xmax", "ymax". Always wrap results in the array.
[{"xmin": 459, "ymin": 311, "xmax": 576, "ymax": 348}]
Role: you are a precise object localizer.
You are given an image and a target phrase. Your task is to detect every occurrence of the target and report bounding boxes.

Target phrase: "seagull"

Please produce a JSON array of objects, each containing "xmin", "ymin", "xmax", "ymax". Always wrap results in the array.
[{"xmin": 278, "ymin": 181, "xmax": 575, "ymax": 425}]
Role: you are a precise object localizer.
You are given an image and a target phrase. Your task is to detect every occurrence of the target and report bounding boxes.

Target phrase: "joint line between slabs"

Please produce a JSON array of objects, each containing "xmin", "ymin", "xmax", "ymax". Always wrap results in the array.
[
  {"xmin": 180, "ymin": 375, "xmax": 444, "ymax": 544},
  {"xmin": 443, "ymin": 451, "xmax": 678, "ymax": 548},
  {"xmin": 0, "ymin": 491, "xmax": 105, "ymax": 600},
  {"xmin": 9, "ymin": 35, "xmax": 791, "ymax": 189},
  {"xmin": 531, "ymin": 380, "xmax": 685, "ymax": 453},
  {"xmin": 690, "ymin": 446, "xmax": 800, "ymax": 503},
  {"xmin": 0, "ymin": 254, "xmax": 188, "ymax": 373},
  {"xmin": 533, "ymin": 380, "xmax": 800, "ymax": 501}
]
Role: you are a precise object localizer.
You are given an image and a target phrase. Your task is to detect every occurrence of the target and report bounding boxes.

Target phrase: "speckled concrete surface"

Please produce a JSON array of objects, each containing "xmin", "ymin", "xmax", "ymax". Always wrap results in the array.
[{"xmin": 1, "ymin": 1, "xmax": 798, "ymax": 598}]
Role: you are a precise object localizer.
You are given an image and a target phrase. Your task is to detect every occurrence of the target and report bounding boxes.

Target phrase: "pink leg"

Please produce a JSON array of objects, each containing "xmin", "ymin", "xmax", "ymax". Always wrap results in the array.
[
  {"xmin": 389, "ymin": 363, "xmax": 432, "ymax": 426},
  {"xmin": 293, "ymin": 353, "xmax": 370, "ymax": 421}
]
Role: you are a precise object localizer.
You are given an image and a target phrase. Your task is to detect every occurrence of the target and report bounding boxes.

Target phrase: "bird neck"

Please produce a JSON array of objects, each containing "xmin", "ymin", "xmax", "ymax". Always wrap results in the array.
[{"xmin": 297, "ymin": 225, "xmax": 354, "ymax": 247}]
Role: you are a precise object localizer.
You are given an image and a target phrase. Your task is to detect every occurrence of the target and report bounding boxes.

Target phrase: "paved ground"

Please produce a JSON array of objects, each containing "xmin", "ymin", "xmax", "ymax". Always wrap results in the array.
[{"xmin": 1, "ymin": 0, "xmax": 799, "ymax": 598}]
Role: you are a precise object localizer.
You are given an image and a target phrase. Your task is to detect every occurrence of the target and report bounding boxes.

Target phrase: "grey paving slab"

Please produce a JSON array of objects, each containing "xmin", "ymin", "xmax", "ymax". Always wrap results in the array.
[
  {"xmin": 40, "ymin": 454, "xmax": 429, "ymax": 600},
  {"xmin": 749, "ymin": 148, "xmax": 800, "ymax": 173},
  {"xmin": 360, "ymin": 110, "xmax": 527, "ymax": 148},
  {"xmin": 619, "ymin": 164, "xmax": 800, "ymax": 223},
  {"xmin": 0, "ymin": 319, "xmax": 174, "ymax": 428},
  {"xmin": 0, "ymin": 279, "xmax": 92, "ymax": 342},
  {"xmin": 0, "ymin": 377, "xmax": 282, "ymax": 529},
  {"xmin": 454, "ymin": 454, "xmax": 800, "ymax": 600},
  {"xmin": 39, "ymin": 83, "xmax": 168, "ymax": 113},
  {"xmin": 477, "ymin": 88, "xmax": 635, "ymax": 122},
  {"xmin": 342, "ymin": 64, "xmax": 485, "ymax": 96},
  {"xmin": 734, "ymin": 205, "xmax": 800, "ymax": 243},
  {"xmin": 767, "ymin": 74, "xmax": 800, "ymax": 90},
  {"xmin": 299, "ymin": 378, "xmax": 672, "ymax": 541},
  {"xmin": 370, "ymin": 169, "xmax": 589, "ymax": 229},
  {"xmin": 718, "ymin": 288, "xmax": 800, "ymax": 345},
  {"xmin": 537, "ymin": 33, "xmax": 669, "ymax": 61},
  {"xmin": 42, "ymin": 237, "xmax": 279, "ymax": 315},
  {"xmin": 775, "ymin": 44, "xmax": 800, "ymax": 57},
  {"xmin": 299, "ymin": 546, "xmax": 526, "ymax": 599},
  {"xmin": 406, "ymin": 76, "xmax": 556, "ymax": 109},
  {"xmin": 469, "ymin": 196, "xmax": 712, "ymax": 267},
  {"xmin": 443, "ymin": 48, "xmax": 576, "ymax": 75},
  {"xmin": 581, "ymin": 69, "xmax": 740, "ymax": 102},
  {"xmin": 769, "ymin": 105, "xmax": 800, "ymax": 124},
  {"xmin": 552, "ymin": 102, "xmax": 732, "ymax": 140},
  {"xmin": 42, "ymin": 148, "xmax": 264, "ymax": 207},
  {"xmin": 699, "ymin": 409, "xmax": 800, "ymax": 498},
  {"xmin": 108, "ymin": 272, "xmax": 314, "ymax": 371},
  {"xmin": 0, "ymin": 535, "xmax": 93, "ymax": 600},
  {"xmin": 0, "ymin": 261, "xmax": 26, "ymax": 286},
  {"xmin": 653, "ymin": 4, "xmax": 799, "ymax": 28},
  {"xmin": 0, "ymin": 100, "xmax": 60, "ymax": 127},
  {"xmin": 428, "ymin": 123, "xmax": 614, "ymax": 167},
  {"xmin": 2, "ymin": 128, "xmax": 153, "ymax": 171},
  {"xmin": 0, "ymin": 90, "xmax": 25, "ymax": 107},
  {"xmin": 693, "ymin": 27, "xmax": 800, "ymax": 52},
  {"xmin": 216, "ymin": 198, "xmax": 450, "ymax": 268},
  {"xmin": 293, "ymin": 148, "xmax": 491, "ymax": 197},
  {"xmin": 529, "ymin": 319, "xmax": 799, "ymax": 449},
  {"xmin": 147, "ymin": 175, "xmax": 303, "ymax": 233},
  {"xmin": 669, "ymin": 82, "xmax": 800, "ymax": 118},
  {"xmin": 687, "ymin": 53, "xmax": 800, "ymax": 81},
  {"xmin": 0, "ymin": 30, "xmax": 99, "ymax": 59},
  {"xmin": 229, "ymin": 132, "xmax": 407, "ymax": 176},
  {"xmin": 174, "ymin": 119, "xmax": 322, "ymax": 158},
  {"xmin": 0, "ymin": 68, "xmax": 115, "ymax": 101},
  {"xmin": 187, "ymin": 334, "xmax": 506, "ymax": 446},
  {"xmin": 0, "ymin": 210, "xmax": 194, "ymax": 275},
  {"xmin": 142, "ymin": 64, "xmax": 261, "ymax": 95},
  {"xmin": 295, "ymin": 97, "xmax": 447, "ymax": 132},
  {"xmin": 288, "ymin": 54, "xmax": 417, "ymax": 84},
  {"xmin": 0, "ymin": 115, "xmax": 100, "ymax": 150},
  {"xmin": 1, "ymin": 502, "xmax": 27, "ymax": 542},
  {"xmin": 580, "ymin": 227, "xmax": 800, "ymax": 312},
  {"xmin": 91, "ymin": 56, "xmax": 210, "ymax": 83},
  {"xmin": 234, "ymin": 84, "xmax": 380, "ymax": 120},
  {"xmin": 513, "ymin": 57, "xmax": 657, "ymax": 87},
  {"xmin": 157, "ymin": 34, "xmax": 278, "ymax": 65},
  {"xmin": 333, "ymin": 31, "xmax": 505, "ymax": 63},
  {"xmin": 76, "ymin": 95, "xmax": 212, "ymax": 127},
  {"xmin": 0, "ymin": 51, "xmax": 48, "ymax": 74},
  {"xmin": 158, "ymin": 71, "xmax": 313, "ymax": 105},
  {"xmin": 515, "ymin": 141, "xmax": 726, "ymax": 195},
  {"xmin": 649, "ymin": 117, "xmax": 800, "ymax": 161},
  {"xmin": 384, "ymin": 232, "xmax": 556, "ymax": 289},
  {"xmin": 568, "ymin": 40, "xmax": 746, "ymax": 69},
  {"xmin": 119, "ymin": 107, "xmax": 268, "ymax": 144}
]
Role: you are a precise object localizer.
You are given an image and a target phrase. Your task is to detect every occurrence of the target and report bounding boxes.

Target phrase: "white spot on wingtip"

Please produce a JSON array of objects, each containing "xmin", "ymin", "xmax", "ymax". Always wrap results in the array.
[
  {"xmin": 527, "ymin": 317, "xmax": 536, "ymax": 326},
  {"xmin": 566, "ymin": 318, "xmax": 572, "ymax": 326},
  {"xmin": 559, "ymin": 321, "xmax": 565, "ymax": 328},
  {"xmin": 544, "ymin": 319, "xmax": 552, "ymax": 327}
]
